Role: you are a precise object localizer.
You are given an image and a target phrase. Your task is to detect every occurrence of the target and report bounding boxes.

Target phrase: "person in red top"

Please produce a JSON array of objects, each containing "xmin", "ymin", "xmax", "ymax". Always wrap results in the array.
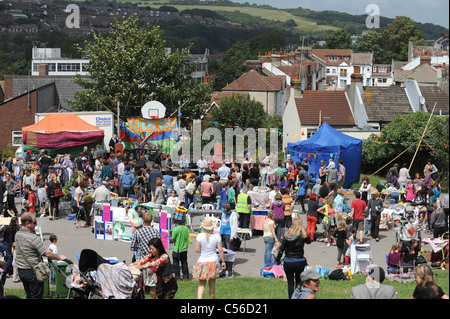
[
  {"xmin": 22, "ymin": 184, "xmax": 37, "ymax": 213},
  {"xmin": 350, "ymin": 191, "xmax": 367, "ymax": 244}
]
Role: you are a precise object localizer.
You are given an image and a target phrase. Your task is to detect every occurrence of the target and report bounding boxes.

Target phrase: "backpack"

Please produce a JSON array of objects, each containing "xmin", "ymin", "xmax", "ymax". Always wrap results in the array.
[
  {"xmin": 185, "ymin": 182, "xmax": 195, "ymax": 195},
  {"xmin": 328, "ymin": 269, "xmax": 345, "ymax": 280}
]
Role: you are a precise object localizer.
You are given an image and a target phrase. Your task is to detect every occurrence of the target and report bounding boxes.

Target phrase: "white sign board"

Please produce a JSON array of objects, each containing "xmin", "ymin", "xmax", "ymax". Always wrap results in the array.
[{"xmin": 35, "ymin": 111, "xmax": 115, "ymax": 152}]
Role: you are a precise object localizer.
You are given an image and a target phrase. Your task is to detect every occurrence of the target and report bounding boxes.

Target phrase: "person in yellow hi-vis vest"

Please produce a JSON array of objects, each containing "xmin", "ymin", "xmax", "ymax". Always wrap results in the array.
[{"xmin": 236, "ymin": 189, "xmax": 253, "ymax": 229}]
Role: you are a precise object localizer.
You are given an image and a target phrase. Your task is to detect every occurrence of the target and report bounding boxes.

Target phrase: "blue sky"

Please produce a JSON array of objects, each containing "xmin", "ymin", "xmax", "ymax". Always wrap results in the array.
[{"xmin": 231, "ymin": 0, "xmax": 449, "ymax": 28}]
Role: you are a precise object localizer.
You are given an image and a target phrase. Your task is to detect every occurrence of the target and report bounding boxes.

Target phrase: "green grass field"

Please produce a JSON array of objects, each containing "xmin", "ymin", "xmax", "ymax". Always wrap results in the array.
[
  {"xmin": 6, "ymin": 269, "xmax": 448, "ymax": 299},
  {"xmin": 143, "ymin": 4, "xmax": 338, "ymax": 34}
]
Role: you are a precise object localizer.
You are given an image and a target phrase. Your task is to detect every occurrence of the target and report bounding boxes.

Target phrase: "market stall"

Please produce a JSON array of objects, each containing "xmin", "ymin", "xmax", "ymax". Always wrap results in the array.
[
  {"xmin": 286, "ymin": 122, "xmax": 362, "ymax": 189},
  {"xmin": 22, "ymin": 113, "xmax": 104, "ymax": 157}
]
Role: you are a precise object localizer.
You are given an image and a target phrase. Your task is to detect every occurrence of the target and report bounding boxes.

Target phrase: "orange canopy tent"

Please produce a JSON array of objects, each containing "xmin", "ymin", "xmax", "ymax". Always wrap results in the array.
[{"xmin": 22, "ymin": 113, "xmax": 104, "ymax": 149}]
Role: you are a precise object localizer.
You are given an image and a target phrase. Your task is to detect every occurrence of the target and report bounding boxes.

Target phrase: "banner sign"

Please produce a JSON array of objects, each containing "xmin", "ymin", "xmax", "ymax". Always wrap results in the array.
[{"xmin": 127, "ymin": 118, "xmax": 178, "ymax": 132}]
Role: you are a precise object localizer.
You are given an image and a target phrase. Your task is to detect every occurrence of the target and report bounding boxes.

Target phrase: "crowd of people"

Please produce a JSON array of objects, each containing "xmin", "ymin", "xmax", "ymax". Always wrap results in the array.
[{"xmin": 0, "ymin": 144, "xmax": 448, "ymax": 299}]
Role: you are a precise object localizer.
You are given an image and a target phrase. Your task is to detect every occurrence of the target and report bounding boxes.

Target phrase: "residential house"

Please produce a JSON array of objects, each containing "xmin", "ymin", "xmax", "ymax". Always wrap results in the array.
[
  {"xmin": 351, "ymin": 52, "xmax": 373, "ymax": 87},
  {"xmin": 257, "ymin": 48, "xmax": 326, "ymax": 93},
  {"xmin": 0, "ymin": 83, "xmax": 58, "ymax": 149},
  {"xmin": 372, "ymin": 63, "xmax": 393, "ymax": 87},
  {"xmin": 418, "ymin": 85, "xmax": 449, "ymax": 115},
  {"xmin": 282, "ymin": 80, "xmax": 357, "ymax": 148},
  {"xmin": 3, "ymin": 75, "xmax": 84, "ymax": 112},
  {"xmin": 361, "ymin": 85, "xmax": 413, "ymax": 130},
  {"xmin": 311, "ymin": 49, "xmax": 353, "ymax": 90},
  {"xmin": 221, "ymin": 69, "xmax": 287, "ymax": 117},
  {"xmin": 393, "ymin": 56, "xmax": 442, "ymax": 87}
]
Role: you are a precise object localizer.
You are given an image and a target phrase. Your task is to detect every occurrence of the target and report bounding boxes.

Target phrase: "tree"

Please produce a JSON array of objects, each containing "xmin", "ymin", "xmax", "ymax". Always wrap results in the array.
[
  {"xmin": 69, "ymin": 14, "xmax": 212, "ymax": 124},
  {"xmin": 208, "ymin": 93, "xmax": 282, "ymax": 157},
  {"xmin": 361, "ymin": 112, "xmax": 448, "ymax": 178},
  {"xmin": 214, "ymin": 41, "xmax": 253, "ymax": 90},
  {"xmin": 325, "ymin": 29, "xmax": 351, "ymax": 49},
  {"xmin": 210, "ymin": 94, "xmax": 270, "ymax": 129},
  {"xmin": 353, "ymin": 30, "xmax": 384, "ymax": 63},
  {"xmin": 382, "ymin": 16, "xmax": 425, "ymax": 61}
]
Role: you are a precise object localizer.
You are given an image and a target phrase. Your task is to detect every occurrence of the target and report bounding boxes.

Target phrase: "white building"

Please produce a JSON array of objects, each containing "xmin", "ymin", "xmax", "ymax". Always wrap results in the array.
[{"xmin": 31, "ymin": 47, "xmax": 90, "ymax": 76}]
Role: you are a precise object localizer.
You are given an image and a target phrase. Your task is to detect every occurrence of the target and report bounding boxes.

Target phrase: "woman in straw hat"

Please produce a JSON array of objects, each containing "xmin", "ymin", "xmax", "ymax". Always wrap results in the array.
[{"xmin": 193, "ymin": 217, "xmax": 226, "ymax": 299}]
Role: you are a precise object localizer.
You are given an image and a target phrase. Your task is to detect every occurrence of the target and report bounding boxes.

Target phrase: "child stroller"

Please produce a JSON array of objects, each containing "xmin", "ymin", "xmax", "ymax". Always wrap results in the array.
[
  {"xmin": 395, "ymin": 217, "xmax": 422, "ymax": 250},
  {"xmin": 77, "ymin": 249, "xmax": 142, "ymax": 299},
  {"xmin": 47, "ymin": 254, "xmax": 103, "ymax": 299}
]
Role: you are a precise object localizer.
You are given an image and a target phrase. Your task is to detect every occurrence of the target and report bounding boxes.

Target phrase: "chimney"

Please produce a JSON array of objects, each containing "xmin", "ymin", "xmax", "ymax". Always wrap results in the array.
[
  {"xmin": 420, "ymin": 56, "xmax": 431, "ymax": 66},
  {"xmin": 246, "ymin": 60, "xmax": 262, "ymax": 72},
  {"xmin": 291, "ymin": 76, "xmax": 302, "ymax": 98},
  {"xmin": 39, "ymin": 64, "xmax": 49, "ymax": 76}
]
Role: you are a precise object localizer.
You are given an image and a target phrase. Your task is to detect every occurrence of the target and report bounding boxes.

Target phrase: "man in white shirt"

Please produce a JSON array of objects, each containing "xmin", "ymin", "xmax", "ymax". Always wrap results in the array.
[
  {"xmin": 23, "ymin": 169, "xmax": 36, "ymax": 190},
  {"xmin": 197, "ymin": 155, "xmax": 207, "ymax": 178},
  {"xmin": 117, "ymin": 158, "xmax": 126, "ymax": 179},
  {"xmin": 217, "ymin": 162, "xmax": 231, "ymax": 182}
]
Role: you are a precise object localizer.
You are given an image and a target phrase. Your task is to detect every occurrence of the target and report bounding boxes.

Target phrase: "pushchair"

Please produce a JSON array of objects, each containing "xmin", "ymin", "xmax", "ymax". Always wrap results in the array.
[
  {"xmin": 48, "ymin": 255, "xmax": 103, "ymax": 299},
  {"xmin": 395, "ymin": 217, "xmax": 422, "ymax": 248},
  {"xmin": 78, "ymin": 249, "xmax": 142, "ymax": 299},
  {"xmin": 50, "ymin": 249, "xmax": 142, "ymax": 299}
]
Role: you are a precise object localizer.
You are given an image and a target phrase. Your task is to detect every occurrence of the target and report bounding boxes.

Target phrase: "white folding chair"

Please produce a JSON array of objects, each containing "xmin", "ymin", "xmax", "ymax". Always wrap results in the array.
[{"xmin": 351, "ymin": 244, "xmax": 373, "ymax": 274}]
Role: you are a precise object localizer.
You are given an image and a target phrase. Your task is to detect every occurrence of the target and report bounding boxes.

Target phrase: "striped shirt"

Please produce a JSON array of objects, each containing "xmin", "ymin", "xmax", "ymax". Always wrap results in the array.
[{"xmin": 14, "ymin": 228, "xmax": 47, "ymax": 269}]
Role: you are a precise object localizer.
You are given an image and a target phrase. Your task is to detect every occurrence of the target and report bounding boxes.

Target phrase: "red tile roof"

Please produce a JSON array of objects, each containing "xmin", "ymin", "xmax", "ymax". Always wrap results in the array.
[
  {"xmin": 222, "ymin": 69, "xmax": 285, "ymax": 92},
  {"xmin": 294, "ymin": 90, "xmax": 355, "ymax": 126},
  {"xmin": 312, "ymin": 49, "xmax": 353, "ymax": 66}
]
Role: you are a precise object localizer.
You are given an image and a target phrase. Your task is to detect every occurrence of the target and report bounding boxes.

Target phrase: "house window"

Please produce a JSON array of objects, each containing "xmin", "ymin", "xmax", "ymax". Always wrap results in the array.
[
  {"xmin": 12, "ymin": 131, "xmax": 22, "ymax": 147},
  {"xmin": 328, "ymin": 56, "xmax": 338, "ymax": 62},
  {"xmin": 326, "ymin": 68, "xmax": 330, "ymax": 74},
  {"xmin": 331, "ymin": 69, "xmax": 336, "ymax": 74},
  {"xmin": 378, "ymin": 66, "xmax": 387, "ymax": 73},
  {"xmin": 340, "ymin": 69, "xmax": 347, "ymax": 77},
  {"xmin": 378, "ymin": 78, "xmax": 387, "ymax": 83}
]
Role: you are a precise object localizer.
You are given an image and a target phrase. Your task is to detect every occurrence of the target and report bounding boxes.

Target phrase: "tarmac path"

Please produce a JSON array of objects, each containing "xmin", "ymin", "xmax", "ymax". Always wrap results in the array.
[{"xmin": 4, "ymin": 194, "xmax": 412, "ymax": 293}]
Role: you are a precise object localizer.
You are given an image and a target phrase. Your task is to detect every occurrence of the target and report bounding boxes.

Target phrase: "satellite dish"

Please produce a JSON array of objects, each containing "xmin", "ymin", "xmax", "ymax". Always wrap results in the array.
[
  {"xmin": 141, "ymin": 101, "xmax": 166, "ymax": 119},
  {"xmin": 419, "ymin": 96, "xmax": 426, "ymax": 105}
]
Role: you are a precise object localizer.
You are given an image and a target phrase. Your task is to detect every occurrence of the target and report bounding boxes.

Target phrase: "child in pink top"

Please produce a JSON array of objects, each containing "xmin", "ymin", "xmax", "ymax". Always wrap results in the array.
[{"xmin": 405, "ymin": 180, "xmax": 416, "ymax": 202}]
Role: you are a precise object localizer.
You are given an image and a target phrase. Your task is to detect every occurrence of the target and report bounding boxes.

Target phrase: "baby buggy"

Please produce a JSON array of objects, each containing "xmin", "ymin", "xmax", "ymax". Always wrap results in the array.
[
  {"xmin": 395, "ymin": 206, "xmax": 423, "ymax": 249},
  {"xmin": 51, "ymin": 249, "xmax": 142, "ymax": 299}
]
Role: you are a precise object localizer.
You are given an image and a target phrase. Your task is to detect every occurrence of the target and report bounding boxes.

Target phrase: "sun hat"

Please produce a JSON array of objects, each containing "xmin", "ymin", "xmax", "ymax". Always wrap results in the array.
[
  {"xmin": 371, "ymin": 189, "xmax": 379, "ymax": 195},
  {"xmin": 310, "ymin": 193, "xmax": 318, "ymax": 199},
  {"xmin": 201, "ymin": 217, "xmax": 215, "ymax": 230},
  {"xmin": 301, "ymin": 268, "xmax": 322, "ymax": 282}
]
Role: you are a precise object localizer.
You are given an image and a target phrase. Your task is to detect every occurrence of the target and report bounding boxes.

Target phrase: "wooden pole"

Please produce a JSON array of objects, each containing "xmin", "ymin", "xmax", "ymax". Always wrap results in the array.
[
  {"xmin": 408, "ymin": 102, "xmax": 437, "ymax": 171},
  {"xmin": 368, "ymin": 142, "xmax": 416, "ymax": 179},
  {"xmin": 399, "ymin": 114, "xmax": 432, "ymax": 149}
]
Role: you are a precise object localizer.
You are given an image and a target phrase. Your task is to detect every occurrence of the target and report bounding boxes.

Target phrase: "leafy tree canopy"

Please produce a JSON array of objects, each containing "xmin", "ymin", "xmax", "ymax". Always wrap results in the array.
[{"xmin": 69, "ymin": 14, "xmax": 212, "ymax": 125}]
